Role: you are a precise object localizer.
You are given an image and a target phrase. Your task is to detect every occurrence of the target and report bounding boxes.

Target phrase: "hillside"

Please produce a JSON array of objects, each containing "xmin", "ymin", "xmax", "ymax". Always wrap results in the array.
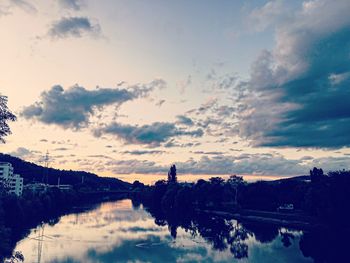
[{"xmin": 0, "ymin": 153, "xmax": 130, "ymax": 190}]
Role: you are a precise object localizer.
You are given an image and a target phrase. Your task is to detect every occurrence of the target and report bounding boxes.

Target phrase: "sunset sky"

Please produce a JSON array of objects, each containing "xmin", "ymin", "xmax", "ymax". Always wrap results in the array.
[{"xmin": 1, "ymin": 0, "xmax": 350, "ymax": 183}]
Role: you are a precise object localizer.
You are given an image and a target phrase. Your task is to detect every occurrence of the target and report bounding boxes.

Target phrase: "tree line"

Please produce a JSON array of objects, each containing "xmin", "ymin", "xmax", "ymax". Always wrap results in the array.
[{"xmin": 133, "ymin": 165, "xmax": 350, "ymax": 226}]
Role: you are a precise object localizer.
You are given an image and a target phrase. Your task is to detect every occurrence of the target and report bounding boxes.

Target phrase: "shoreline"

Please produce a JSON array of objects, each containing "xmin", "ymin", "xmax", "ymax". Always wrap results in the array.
[{"xmin": 196, "ymin": 208, "xmax": 318, "ymax": 230}]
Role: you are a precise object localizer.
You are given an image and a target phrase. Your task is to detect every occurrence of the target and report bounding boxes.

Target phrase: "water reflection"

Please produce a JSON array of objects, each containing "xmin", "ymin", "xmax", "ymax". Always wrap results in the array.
[{"xmin": 14, "ymin": 199, "xmax": 313, "ymax": 262}]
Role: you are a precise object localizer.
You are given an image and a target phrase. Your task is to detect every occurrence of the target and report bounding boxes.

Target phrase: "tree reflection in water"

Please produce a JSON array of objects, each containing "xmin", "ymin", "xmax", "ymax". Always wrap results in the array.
[
  {"xmin": 147, "ymin": 204, "xmax": 350, "ymax": 263},
  {"xmin": 146, "ymin": 203, "xmax": 350, "ymax": 262},
  {"xmin": 146, "ymin": 207, "xmax": 254, "ymax": 259}
]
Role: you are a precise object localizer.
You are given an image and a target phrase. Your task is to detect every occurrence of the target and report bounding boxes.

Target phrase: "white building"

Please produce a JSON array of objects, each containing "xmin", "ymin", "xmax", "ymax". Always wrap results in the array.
[{"xmin": 0, "ymin": 162, "xmax": 23, "ymax": 196}]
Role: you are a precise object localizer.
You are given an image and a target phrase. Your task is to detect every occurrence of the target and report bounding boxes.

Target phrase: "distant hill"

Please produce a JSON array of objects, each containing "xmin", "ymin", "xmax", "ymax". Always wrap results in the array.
[{"xmin": 0, "ymin": 153, "xmax": 130, "ymax": 190}]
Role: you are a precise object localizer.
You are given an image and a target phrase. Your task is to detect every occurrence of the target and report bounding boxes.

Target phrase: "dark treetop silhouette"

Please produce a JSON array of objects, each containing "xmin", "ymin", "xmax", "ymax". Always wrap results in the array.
[
  {"xmin": 167, "ymin": 164, "xmax": 177, "ymax": 184},
  {"xmin": 0, "ymin": 95, "xmax": 16, "ymax": 143}
]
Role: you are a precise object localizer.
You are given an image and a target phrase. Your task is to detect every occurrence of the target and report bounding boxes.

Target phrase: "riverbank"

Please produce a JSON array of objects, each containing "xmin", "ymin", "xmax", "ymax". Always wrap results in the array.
[{"xmin": 196, "ymin": 208, "xmax": 317, "ymax": 230}]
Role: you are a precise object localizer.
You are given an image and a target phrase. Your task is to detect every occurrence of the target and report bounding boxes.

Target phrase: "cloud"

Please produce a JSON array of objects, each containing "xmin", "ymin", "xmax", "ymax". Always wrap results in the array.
[
  {"xmin": 48, "ymin": 17, "xmax": 101, "ymax": 39},
  {"xmin": 0, "ymin": 5, "xmax": 10, "ymax": 16},
  {"xmin": 248, "ymin": 0, "xmax": 292, "ymax": 32},
  {"xmin": 186, "ymin": 98, "xmax": 237, "ymax": 137},
  {"xmin": 22, "ymin": 81, "xmax": 165, "ymax": 129},
  {"xmin": 176, "ymin": 115, "xmax": 194, "ymax": 126},
  {"xmin": 106, "ymin": 153, "xmax": 350, "ymax": 176},
  {"xmin": 163, "ymin": 140, "xmax": 201, "ymax": 148},
  {"xmin": 54, "ymin": 147, "xmax": 70, "ymax": 151},
  {"xmin": 177, "ymin": 75, "xmax": 192, "ymax": 94},
  {"xmin": 236, "ymin": 0, "xmax": 350, "ymax": 148},
  {"xmin": 121, "ymin": 150, "xmax": 165, "ymax": 155},
  {"xmin": 9, "ymin": 147, "xmax": 41, "ymax": 160},
  {"xmin": 205, "ymin": 71, "xmax": 238, "ymax": 92},
  {"xmin": 106, "ymin": 159, "xmax": 167, "ymax": 174},
  {"xmin": 58, "ymin": 0, "xmax": 83, "ymax": 10},
  {"xmin": 87, "ymin": 154, "xmax": 112, "ymax": 159},
  {"xmin": 10, "ymin": 0, "xmax": 37, "ymax": 14},
  {"xmin": 192, "ymin": 151, "xmax": 225, "ymax": 155},
  {"xmin": 175, "ymin": 154, "xmax": 305, "ymax": 175},
  {"xmin": 94, "ymin": 122, "xmax": 203, "ymax": 147},
  {"xmin": 9, "ymin": 147, "xmax": 33, "ymax": 158},
  {"xmin": 155, "ymin": 99, "xmax": 165, "ymax": 107}
]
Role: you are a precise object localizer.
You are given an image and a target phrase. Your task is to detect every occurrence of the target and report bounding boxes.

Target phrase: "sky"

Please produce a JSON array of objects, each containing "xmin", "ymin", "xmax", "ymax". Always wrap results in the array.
[{"xmin": 1, "ymin": 0, "xmax": 350, "ymax": 183}]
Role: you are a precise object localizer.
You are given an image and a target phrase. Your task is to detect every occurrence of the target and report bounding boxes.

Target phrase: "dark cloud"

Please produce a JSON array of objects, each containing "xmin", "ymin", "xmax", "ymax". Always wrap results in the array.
[
  {"xmin": 300, "ymin": 156, "xmax": 314, "ymax": 161},
  {"xmin": 10, "ymin": 0, "xmax": 37, "ymax": 14},
  {"xmin": 121, "ymin": 150, "xmax": 165, "ymax": 155},
  {"xmin": 192, "ymin": 151, "xmax": 225, "ymax": 155},
  {"xmin": 163, "ymin": 140, "xmax": 201, "ymax": 148},
  {"xmin": 54, "ymin": 147, "xmax": 70, "ymax": 151},
  {"xmin": 155, "ymin": 99, "xmax": 165, "ymax": 107},
  {"xmin": 48, "ymin": 17, "xmax": 100, "ymax": 39},
  {"xmin": 262, "ymin": 29, "xmax": 350, "ymax": 148},
  {"xmin": 236, "ymin": 0, "xmax": 350, "ymax": 148},
  {"xmin": 22, "ymin": 81, "xmax": 165, "ymax": 129},
  {"xmin": 58, "ymin": 0, "xmax": 83, "ymax": 10},
  {"xmin": 9, "ymin": 147, "xmax": 33, "ymax": 158},
  {"xmin": 176, "ymin": 115, "xmax": 193, "ymax": 126},
  {"xmin": 94, "ymin": 122, "xmax": 203, "ymax": 147},
  {"xmin": 87, "ymin": 154, "xmax": 112, "ymax": 159}
]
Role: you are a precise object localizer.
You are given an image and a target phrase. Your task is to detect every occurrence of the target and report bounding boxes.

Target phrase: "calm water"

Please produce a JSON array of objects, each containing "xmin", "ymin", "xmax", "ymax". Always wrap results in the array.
[{"xmin": 14, "ymin": 199, "xmax": 313, "ymax": 263}]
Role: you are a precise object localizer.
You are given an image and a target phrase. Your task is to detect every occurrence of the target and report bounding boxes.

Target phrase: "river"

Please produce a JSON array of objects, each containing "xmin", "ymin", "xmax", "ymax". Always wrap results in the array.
[{"xmin": 13, "ymin": 199, "xmax": 315, "ymax": 263}]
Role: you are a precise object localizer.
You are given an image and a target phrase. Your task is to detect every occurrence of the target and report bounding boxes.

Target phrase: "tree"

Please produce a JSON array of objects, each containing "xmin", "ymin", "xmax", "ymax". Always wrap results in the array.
[
  {"xmin": 227, "ymin": 175, "xmax": 244, "ymax": 206},
  {"xmin": 310, "ymin": 167, "xmax": 324, "ymax": 183},
  {"xmin": 0, "ymin": 95, "xmax": 16, "ymax": 143},
  {"xmin": 167, "ymin": 164, "xmax": 177, "ymax": 184},
  {"xmin": 132, "ymin": 180, "xmax": 144, "ymax": 190}
]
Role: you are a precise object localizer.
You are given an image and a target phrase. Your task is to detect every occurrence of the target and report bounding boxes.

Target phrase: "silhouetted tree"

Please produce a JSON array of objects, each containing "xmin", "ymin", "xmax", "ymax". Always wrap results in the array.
[
  {"xmin": 0, "ymin": 95, "xmax": 16, "ymax": 143},
  {"xmin": 310, "ymin": 167, "xmax": 324, "ymax": 183},
  {"xmin": 167, "ymin": 164, "xmax": 177, "ymax": 184},
  {"xmin": 132, "ymin": 180, "xmax": 144, "ymax": 190},
  {"xmin": 227, "ymin": 175, "xmax": 244, "ymax": 206}
]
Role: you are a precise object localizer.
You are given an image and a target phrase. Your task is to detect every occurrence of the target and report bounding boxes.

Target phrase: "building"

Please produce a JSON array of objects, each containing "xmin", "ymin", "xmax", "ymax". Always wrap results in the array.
[{"xmin": 0, "ymin": 162, "xmax": 24, "ymax": 196}]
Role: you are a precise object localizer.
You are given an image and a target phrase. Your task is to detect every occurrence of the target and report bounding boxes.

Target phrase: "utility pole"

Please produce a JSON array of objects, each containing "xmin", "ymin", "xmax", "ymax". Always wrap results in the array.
[{"xmin": 42, "ymin": 151, "xmax": 50, "ymax": 185}]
